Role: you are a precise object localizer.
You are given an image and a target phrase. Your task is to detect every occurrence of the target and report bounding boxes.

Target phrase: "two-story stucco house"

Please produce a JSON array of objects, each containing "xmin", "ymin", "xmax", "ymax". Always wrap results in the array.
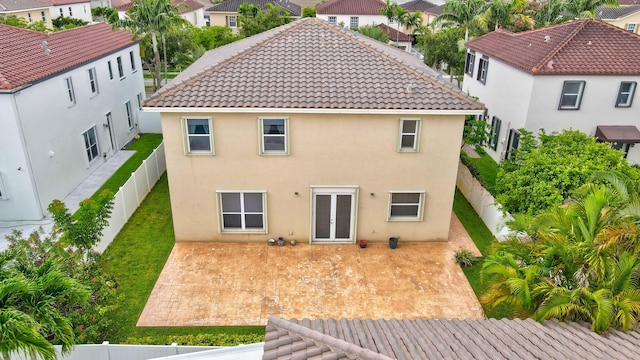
[
  {"xmin": 0, "ymin": 0, "xmax": 53, "ymax": 28},
  {"xmin": 206, "ymin": 0, "xmax": 301, "ymax": 33},
  {"xmin": 400, "ymin": 0, "xmax": 444, "ymax": 31},
  {"xmin": 463, "ymin": 19, "xmax": 640, "ymax": 164},
  {"xmin": 597, "ymin": 5, "xmax": 640, "ymax": 34},
  {"xmin": 0, "ymin": 23, "xmax": 146, "ymax": 221},
  {"xmin": 40, "ymin": 0, "xmax": 93, "ymax": 22},
  {"xmin": 316, "ymin": 0, "xmax": 389, "ymax": 29},
  {"xmin": 143, "ymin": 18, "xmax": 483, "ymax": 244}
]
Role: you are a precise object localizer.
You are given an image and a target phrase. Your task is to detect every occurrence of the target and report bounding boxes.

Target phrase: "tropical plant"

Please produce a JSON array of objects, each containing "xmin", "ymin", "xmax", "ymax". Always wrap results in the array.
[
  {"xmin": 52, "ymin": 16, "xmax": 88, "ymax": 30},
  {"xmin": 434, "ymin": 0, "xmax": 486, "ymax": 41},
  {"xmin": 357, "ymin": 24, "xmax": 389, "ymax": 43},
  {"xmin": 238, "ymin": 3, "xmax": 290, "ymax": 37},
  {"xmin": 463, "ymin": 115, "xmax": 492, "ymax": 150},
  {"xmin": 455, "ymin": 249, "xmax": 479, "ymax": 267},
  {"xmin": 418, "ymin": 27, "xmax": 465, "ymax": 80},
  {"xmin": 302, "ymin": 7, "xmax": 316, "ymax": 18},
  {"xmin": 563, "ymin": 0, "xmax": 618, "ymax": 19}
]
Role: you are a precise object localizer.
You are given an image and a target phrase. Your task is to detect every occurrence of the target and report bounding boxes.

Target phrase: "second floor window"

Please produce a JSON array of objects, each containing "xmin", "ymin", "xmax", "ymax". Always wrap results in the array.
[
  {"xmin": 41, "ymin": 11, "xmax": 46, "ymax": 22},
  {"xmin": 125, "ymin": 101, "xmax": 134, "ymax": 130},
  {"xmin": 616, "ymin": 81, "xmax": 636, "ymax": 107},
  {"xmin": 129, "ymin": 51, "xmax": 136, "ymax": 71},
  {"xmin": 490, "ymin": 116, "xmax": 501, "ymax": 151},
  {"xmin": 88, "ymin": 68, "xmax": 98, "ymax": 96},
  {"xmin": 117, "ymin": 56, "xmax": 124, "ymax": 79},
  {"xmin": 260, "ymin": 118, "xmax": 288, "ymax": 154},
  {"xmin": 185, "ymin": 118, "xmax": 213, "ymax": 153},
  {"xmin": 107, "ymin": 60, "xmax": 114, "ymax": 80},
  {"xmin": 68, "ymin": 7, "xmax": 73, "ymax": 17},
  {"xmin": 627, "ymin": 23, "xmax": 636, "ymax": 33},
  {"xmin": 227, "ymin": 15, "xmax": 237, "ymax": 28},
  {"xmin": 559, "ymin": 80, "xmax": 585, "ymax": 110},
  {"xmin": 328, "ymin": 16, "xmax": 336, "ymax": 24},
  {"xmin": 477, "ymin": 58, "xmax": 488, "ymax": 83},
  {"xmin": 465, "ymin": 52, "xmax": 475, "ymax": 76},
  {"xmin": 398, "ymin": 119, "xmax": 420, "ymax": 152},
  {"xmin": 350, "ymin": 17, "xmax": 358, "ymax": 29},
  {"xmin": 64, "ymin": 77, "xmax": 75, "ymax": 104}
]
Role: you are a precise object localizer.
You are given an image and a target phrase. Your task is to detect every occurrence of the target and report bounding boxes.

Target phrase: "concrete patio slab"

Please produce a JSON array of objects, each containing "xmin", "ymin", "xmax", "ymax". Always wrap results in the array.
[{"xmin": 137, "ymin": 213, "xmax": 484, "ymax": 327}]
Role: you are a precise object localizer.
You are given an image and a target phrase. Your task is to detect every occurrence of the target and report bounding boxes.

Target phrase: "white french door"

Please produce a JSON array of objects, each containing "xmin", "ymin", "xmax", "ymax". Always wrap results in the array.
[{"xmin": 311, "ymin": 187, "xmax": 357, "ymax": 244}]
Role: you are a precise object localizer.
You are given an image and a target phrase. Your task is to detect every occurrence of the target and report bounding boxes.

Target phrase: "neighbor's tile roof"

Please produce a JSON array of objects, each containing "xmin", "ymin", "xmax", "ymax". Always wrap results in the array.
[
  {"xmin": 618, "ymin": 0, "xmax": 640, "ymax": 5},
  {"xmin": 115, "ymin": 0, "xmax": 203, "ymax": 13},
  {"xmin": 0, "ymin": 0, "xmax": 49, "ymax": 11},
  {"xmin": 316, "ymin": 0, "xmax": 385, "ymax": 15},
  {"xmin": 206, "ymin": 0, "xmax": 301, "ymax": 17},
  {"xmin": 401, "ymin": 0, "xmax": 438, "ymax": 12},
  {"xmin": 596, "ymin": 4, "xmax": 640, "ymax": 19},
  {"xmin": 39, "ymin": 0, "xmax": 90, "ymax": 5},
  {"xmin": 465, "ymin": 19, "xmax": 640, "ymax": 75},
  {"xmin": 0, "ymin": 22, "xmax": 136, "ymax": 91},
  {"xmin": 144, "ymin": 18, "xmax": 481, "ymax": 111},
  {"xmin": 377, "ymin": 23, "xmax": 413, "ymax": 42},
  {"xmin": 263, "ymin": 316, "xmax": 640, "ymax": 360}
]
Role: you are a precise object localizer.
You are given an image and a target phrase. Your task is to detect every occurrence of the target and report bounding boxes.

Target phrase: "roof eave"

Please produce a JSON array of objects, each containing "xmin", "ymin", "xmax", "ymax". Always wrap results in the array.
[{"xmin": 142, "ymin": 107, "xmax": 484, "ymax": 115}]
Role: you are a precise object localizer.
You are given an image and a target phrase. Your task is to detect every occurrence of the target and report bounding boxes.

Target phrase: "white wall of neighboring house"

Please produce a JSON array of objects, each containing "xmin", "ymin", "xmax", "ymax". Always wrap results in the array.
[
  {"xmin": 91, "ymin": 0, "xmax": 112, "ymax": 8},
  {"xmin": 51, "ymin": 2, "xmax": 93, "ymax": 22},
  {"xmin": 0, "ymin": 44, "xmax": 147, "ymax": 221},
  {"xmin": 317, "ymin": 14, "xmax": 390, "ymax": 28},
  {"xmin": 181, "ymin": 8, "xmax": 204, "ymax": 27}
]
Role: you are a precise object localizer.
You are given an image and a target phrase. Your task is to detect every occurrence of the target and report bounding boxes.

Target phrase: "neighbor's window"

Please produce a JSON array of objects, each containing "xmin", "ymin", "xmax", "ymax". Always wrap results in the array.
[
  {"xmin": 0, "ymin": 173, "xmax": 6, "ymax": 200},
  {"xmin": 616, "ymin": 81, "xmax": 636, "ymax": 107},
  {"xmin": 477, "ymin": 57, "xmax": 488, "ymax": 83},
  {"xmin": 64, "ymin": 77, "xmax": 75, "ymax": 104},
  {"xmin": 465, "ymin": 51, "xmax": 475, "ymax": 76},
  {"xmin": 350, "ymin": 16, "xmax": 358, "ymax": 29},
  {"xmin": 627, "ymin": 23, "xmax": 637, "ymax": 33},
  {"xmin": 490, "ymin": 116, "xmax": 501, "ymax": 151},
  {"xmin": 117, "ymin": 56, "xmax": 124, "ymax": 79},
  {"xmin": 184, "ymin": 117, "xmax": 213, "ymax": 154},
  {"xmin": 559, "ymin": 81, "xmax": 585, "ymax": 110},
  {"xmin": 260, "ymin": 118, "xmax": 288, "ymax": 155},
  {"xmin": 505, "ymin": 128, "xmax": 519, "ymax": 159},
  {"xmin": 328, "ymin": 16, "xmax": 336, "ymax": 23},
  {"xmin": 398, "ymin": 119, "xmax": 420, "ymax": 152},
  {"xmin": 388, "ymin": 192, "xmax": 425, "ymax": 221},
  {"xmin": 27, "ymin": 13, "xmax": 32, "ymax": 23},
  {"xmin": 59, "ymin": 8, "xmax": 63, "ymax": 17},
  {"xmin": 83, "ymin": 127, "xmax": 99, "ymax": 163},
  {"xmin": 137, "ymin": 93, "xmax": 143, "ymax": 110},
  {"xmin": 41, "ymin": 11, "xmax": 46, "ymax": 22},
  {"xmin": 87, "ymin": 68, "xmax": 99, "ymax": 96},
  {"xmin": 129, "ymin": 51, "xmax": 136, "ymax": 72},
  {"xmin": 68, "ymin": 6, "xmax": 73, "ymax": 17},
  {"xmin": 124, "ymin": 101, "xmax": 134, "ymax": 130},
  {"xmin": 227, "ymin": 15, "xmax": 237, "ymax": 27},
  {"xmin": 107, "ymin": 60, "xmax": 114, "ymax": 80},
  {"xmin": 218, "ymin": 191, "xmax": 266, "ymax": 232}
]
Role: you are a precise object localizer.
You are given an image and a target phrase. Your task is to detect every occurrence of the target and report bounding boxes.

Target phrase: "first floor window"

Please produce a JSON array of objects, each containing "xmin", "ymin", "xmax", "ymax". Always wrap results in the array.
[
  {"xmin": 328, "ymin": 16, "xmax": 336, "ymax": 23},
  {"xmin": 477, "ymin": 57, "xmax": 488, "ymax": 83},
  {"xmin": 227, "ymin": 15, "xmax": 237, "ymax": 27},
  {"xmin": 260, "ymin": 118, "xmax": 288, "ymax": 154},
  {"xmin": 398, "ymin": 119, "xmax": 420, "ymax": 152},
  {"xmin": 627, "ymin": 23, "xmax": 637, "ymax": 33},
  {"xmin": 0, "ymin": 173, "xmax": 6, "ymax": 200},
  {"xmin": 559, "ymin": 80, "xmax": 585, "ymax": 109},
  {"xmin": 616, "ymin": 81, "xmax": 636, "ymax": 107},
  {"xmin": 184, "ymin": 118, "xmax": 213, "ymax": 153},
  {"xmin": 125, "ymin": 101, "xmax": 134, "ymax": 129},
  {"xmin": 88, "ymin": 68, "xmax": 98, "ymax": 95},
  {"xmin": 490, "ymin": 116, "xmax": 501, "ymax": 150},
  {"xmin": 83, "ymin": 127, "xmax": 99, "ymax": 162},
  {"xmin": 612, "ymin": 142, "xmax": 631, "ymax": 158},
  {"xmin": 505, "ymin": 128, "xmax": 519, "ymax": 159},
  {"xmin": 388, "ymin": 192, "xmax": 424, "ymax": 221},
  {"xmin": 64, "ymin": 77, "xmax": 75, "ymax": 104},
  {"xmin": 465, "ymin": 52, "xmax": 475, "ymax": 76},
  {"xmin": 219, "ymin": 191, "xmax": 266, "ymax": 231},
  {"xmin": 350, "ymin": 17, "xmax": 358, "ymax": 29},
  {"xmin": 117, "ymin": 56, "xmax": 124, "ymax": 78}
]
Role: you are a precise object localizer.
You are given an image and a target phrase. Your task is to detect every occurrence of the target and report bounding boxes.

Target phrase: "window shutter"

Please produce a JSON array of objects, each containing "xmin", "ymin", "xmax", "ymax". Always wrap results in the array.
[{"xmin": 225, "ymin": 16, "xmax": 228, "ymax": 26}]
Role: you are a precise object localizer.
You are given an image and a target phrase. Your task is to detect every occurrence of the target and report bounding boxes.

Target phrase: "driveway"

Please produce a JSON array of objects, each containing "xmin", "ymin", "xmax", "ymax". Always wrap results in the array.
[{"xmin": 137, "ymin": 213, "xmax": 484, "ymax": 326}]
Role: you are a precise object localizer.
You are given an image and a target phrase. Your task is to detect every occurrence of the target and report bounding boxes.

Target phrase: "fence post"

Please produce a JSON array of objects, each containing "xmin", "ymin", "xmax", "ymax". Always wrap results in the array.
[
  {"xmin": 119, "ymin": 186, "xmax": 127, "ymax": 221},
  {"xmin": 102, "ymin": 341, "xmax": 110, "ymax": 360},
  {"xmin": 132, "ymin": 172, "xmax": 140, "ymax": 203},
  {"xmin": 154, "ymin": 145, "xmax": 161, "ymax": 181},
  {"xmin": 143, "ymin": 159, "xmax": 150, "ymax": 193},
  {"xmin": 172, "ymin": 343, "xmax": 178, "ymax": 355}
]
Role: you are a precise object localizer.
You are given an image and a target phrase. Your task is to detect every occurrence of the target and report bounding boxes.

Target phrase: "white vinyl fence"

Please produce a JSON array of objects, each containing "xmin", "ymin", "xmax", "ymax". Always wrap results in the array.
[
  {"xmin": 456, "ymin": 161, "xmax": 511, "ymax": 240},
  {"xmin": 94, "ymin": 142, "xmax": 166, "ymax": 253},
  {"xmin": 9, "ymin": 342, "xmax": 218, "ymax": 360}
]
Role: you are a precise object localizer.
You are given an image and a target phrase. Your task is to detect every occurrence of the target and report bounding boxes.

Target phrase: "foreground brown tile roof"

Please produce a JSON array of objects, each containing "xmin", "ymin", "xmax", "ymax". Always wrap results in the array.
[
  {"xmin": 264, "ymin": 316, "xmax": 640, "ymax": 360},
  {"xmin": 316, "ymin": 0, "xmax": 385, "ymax": 15},
  {"xmin": 145, "ymin": 18, "xmax": 481, "ymax": 111},
  {"xmin": 0, "ymin": 0, "xmax": 49, "ymax": 11},
  {"xmin": 0, "ymin": 23, "xmax": 136, "ymax": 91},
  {"xmin": 206, "ymin": 0, "xmax": 302, "ymax": 17},
  {"xmin": 466, "ymin": 19, "xmax": 640, "ymax": 75},
  {"xmin": 377, "ymin": 23, "xmax": 413, "ymax": 42}
]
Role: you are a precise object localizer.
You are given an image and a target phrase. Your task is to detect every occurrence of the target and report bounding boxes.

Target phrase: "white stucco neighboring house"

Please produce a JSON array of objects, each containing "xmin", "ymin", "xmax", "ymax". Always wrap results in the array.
[
  {"xmin": 0, "ymin": 23, "xmax": 147, "ymax": 221},
  {"xmin": 40, "ymin": 0, "xmax": 93, "ymax": 22},
  {"xmin": 463, "ymin": 19, "xmax": 640, "ymax": 165},
  {"xmin": 316, "ymin": 0, "xmax": 390, "ymax": 29}
]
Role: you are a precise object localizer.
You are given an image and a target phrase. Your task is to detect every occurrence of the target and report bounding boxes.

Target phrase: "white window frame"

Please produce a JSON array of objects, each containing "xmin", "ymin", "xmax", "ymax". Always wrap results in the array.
[
  {"xmin": 87, "ymin": 68, "xmax": 99, "ymax": 96},
  {"xmin": 82, "ymin": 126, "xmax": 100, "ymax": 163},
  {"xmin": 398, "ymin": 118, "xmax": 421, "ymax": 152},
  {"xmin": 616, "ymin": 81, "xmax": 636, "ymax": 107},
  {"xmin": 559, "ymin": 80, "xmax": 585, "ymax": 110},
  {"xmin": 627, "ymin": 23, "xmax": 636, "ymax": 33},
  {"xmin": 216, "ymin": 191, "xmax": 267, "ymax": 233},
  {"xmin": 227, "ymin": 15, "xmax": 237, "ymax": 28},
  {"xmin": 125, "ymin": 101, "xmax": 134, "ymax": 130},
  {"xmin": 259, "ymin": 117, "xmax": 289, "ymax": 155},
  {"xmin": 64, "ymin": 77, "xmax": 75, "ymax": 105},
  {"xmin": 116, "ymin": 56, "xmax": 125, "ymax": 79},
  {"xmin": 328, "ymin": 16, "xmax": 337, "ymax": 24},
  {"xmin": 489, "ymin": 116, "xmax": 501, "ymax": 151},
  {"xmin": 0, "ymin": 173, "xmax": 7, "ymax": 200},
  {"xmin": 350, "ymin": 16, "xmax": 358, "ymax": 29},
  {"xmin": 129, "ymin": 51, "xmax": 136, "ymax": 72},
  {"xmin": 387, "ymin": 191, "xmax": 425, "ymax": 221},
  {"xmin": 183, "ymin": 117, "xmax": 214, "ymax": 155},
  {"xmin": 477, "ymin": 57, "xmax": 488, "ymax": 83},
  {"xmin": 465, "ymin": 51, "xmax": 475, "ymax": 76}
]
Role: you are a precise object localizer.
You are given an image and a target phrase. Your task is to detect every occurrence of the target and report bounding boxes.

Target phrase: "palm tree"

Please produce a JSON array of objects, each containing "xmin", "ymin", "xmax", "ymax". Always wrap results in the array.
[
  {"xmin": 114, "ymin": 0, "xmax": 187, "ymax": 91},
  {"xmin": 481, "ymin": 0, "xmax": 513, "ymax": 30},
  {"xmin": 379, "ymin": 0, "xmax": 397, "ymax": 29},
  {"xmin": 403, "ymin": 12, "xmax": 423, "ymax": 35},
  {"xmin": 435, "ymin": 0, "xmax": 486, "ymax": 41},
  {"xmin": 564, "ymin": 0, "xmax": 618, "ymax": 19}
]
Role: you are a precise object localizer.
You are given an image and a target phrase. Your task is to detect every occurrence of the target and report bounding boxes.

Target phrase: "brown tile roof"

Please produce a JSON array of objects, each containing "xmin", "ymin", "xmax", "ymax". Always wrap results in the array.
[
  {"xmin": 144, "ymin": 18, "xmax": 482, "ymax": 111},
  {"xmin": 596, "ymin": 4, "xmax": 640, "ymax": 19},
  {"xmin": 0, "ymin": 0, "xmax": 49, "ymax": 11},
  {"xmin": 465, "ymin": 19, "xmax": 640, "ymax": 75},
  {"xmin": 377, "ymin": 23, "xmax": 413, "ymax": 42},
  {"xmin": 618, "ymin": 0, "xmax": 640, "ymax": 4},
  {"xmin": 39, "ymin": 0, "xmax": 90, "ymax": 5},
  {"xmin": 0, "ymin": 22, "xmax": 137, "ymax": 91},
  {"xmin": 115, "ymin": 0, "xmax": 203, "ymax": 13},
  {"xmin": 264, "ymin": 316, "xmax": 640, "ymax": 360},
  {"xmin": 401, "ymin": 0, "xmax": 438, "ymax": 12},
  {"xmin": 316, "ymin": 0, "xmax": 386, "ymax": 15},
  {"xmin": 206, "ymin": 0, "xmax": 302, "ymax": 17}
]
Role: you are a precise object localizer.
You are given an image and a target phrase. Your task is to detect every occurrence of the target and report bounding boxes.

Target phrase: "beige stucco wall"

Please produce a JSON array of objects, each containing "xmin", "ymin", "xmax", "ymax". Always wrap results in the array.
[
  {"xmin": 161, "ymin": 111, "xmax": 465, "ymax": 243},
  {"xmin": 2, "ymin": 9, "xmax": 53, "ymax": 28},
  {"xmin": 604, "ymin": 13, "xmax": 640, "ymax": 33},
  {"xmin": 208, "ymin": 12, "xmax": 239, "ymax": 34}
]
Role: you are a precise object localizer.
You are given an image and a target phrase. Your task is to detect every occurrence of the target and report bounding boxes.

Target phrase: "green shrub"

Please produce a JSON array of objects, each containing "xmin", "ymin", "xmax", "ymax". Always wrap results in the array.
[
  {"xmin": 455, "ymin": 249, "xmax": 478, "ymax": 267},
  {"xmin": 125, "ymin": 333, "xmax": 265, "ymax": 346}
]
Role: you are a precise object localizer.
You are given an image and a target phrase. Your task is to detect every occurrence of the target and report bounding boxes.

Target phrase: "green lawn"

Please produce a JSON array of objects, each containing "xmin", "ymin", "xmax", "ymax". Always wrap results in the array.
[
  {"xmin": 99, "ymin": 175, "xmax": 264, "ymax": 344},
  {"xmin": 466, "ymin": 152, "xmax": 500, "ymax": 195},
  {"xmin": 453, "ymin": 189, "xmax": 511, "ymax": 319}
]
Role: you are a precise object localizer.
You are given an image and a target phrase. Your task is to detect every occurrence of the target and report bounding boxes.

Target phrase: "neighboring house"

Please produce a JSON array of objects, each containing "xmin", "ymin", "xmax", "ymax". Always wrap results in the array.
[
  {"xmin": 114, "ymin": 0, "xmax": 205, "ymax": 27},
  {"xmin": 263, "ymin": 316, "xmax": 640, "ymax": 359},
  {"xmin": 0, "ymin": 0, "xmax": 53, "ymax": 28},
  {"xmin": 143, "ymin": 18, "xmax": 483, "ymax": 244},
  {"xmin": 0, "ymin": 23, "xmax": 145, "ymax": 221},
  {"xmin": 596, "ymin": 5, "xmax": 640, "ymax": 34},
  {"xmin": 377, "ymin": 22, "xmax": 413, "ymax": 52},
  {"xmin": 401, "ymin": 0, "xmax": 444, "ymax": 30},
  {"xmin": 91, "ymin": 0, "xmax": 112, "ymax": 9},
  {"xmin": 316, "ymin": 0, "xmax": 389, "ymax": 29},
  {"xmin": 463, "ymin": 19, "xmax": 640, "ymax": 165},
  {"xmin": 40, "ymin": 0, "xmax": 93, "ymax": 22},
  {"xmin": 206, "ymin": 0, "xmax": 301, "ymax": 33}
]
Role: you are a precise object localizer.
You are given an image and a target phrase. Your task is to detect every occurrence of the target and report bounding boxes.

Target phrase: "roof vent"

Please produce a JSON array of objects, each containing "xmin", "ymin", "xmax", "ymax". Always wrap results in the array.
[
  {"xmin": 588, "ymin": 40, "xmax": 592, "ymax": 45},
  {"xmin": 544, "ymin": 35, "xmax": 551, "ymax": 42},
  {"xmin": 44, "ymin": 48, "xmax": 52, "ymax": 55},
  {"xmin": 547, "ymin": 60, "xmax": 554, "ymax": 69},
  {"xmin": 353, "ymin": 31, "xmax": 359, "ymax": 37},
  {"xmin": 406, "ymin": 83, "xmax": 413, "ymax": 93},
  {"xmin": 41, "ymin": 40, "xmax": 48, "ymax": 48}
]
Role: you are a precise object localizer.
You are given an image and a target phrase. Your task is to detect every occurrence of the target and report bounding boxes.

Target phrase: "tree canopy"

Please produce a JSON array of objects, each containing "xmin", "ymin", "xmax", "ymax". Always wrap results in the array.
[{"xmin": 238, "ymin": 3, "xmax": 290, "ymax": 38}]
